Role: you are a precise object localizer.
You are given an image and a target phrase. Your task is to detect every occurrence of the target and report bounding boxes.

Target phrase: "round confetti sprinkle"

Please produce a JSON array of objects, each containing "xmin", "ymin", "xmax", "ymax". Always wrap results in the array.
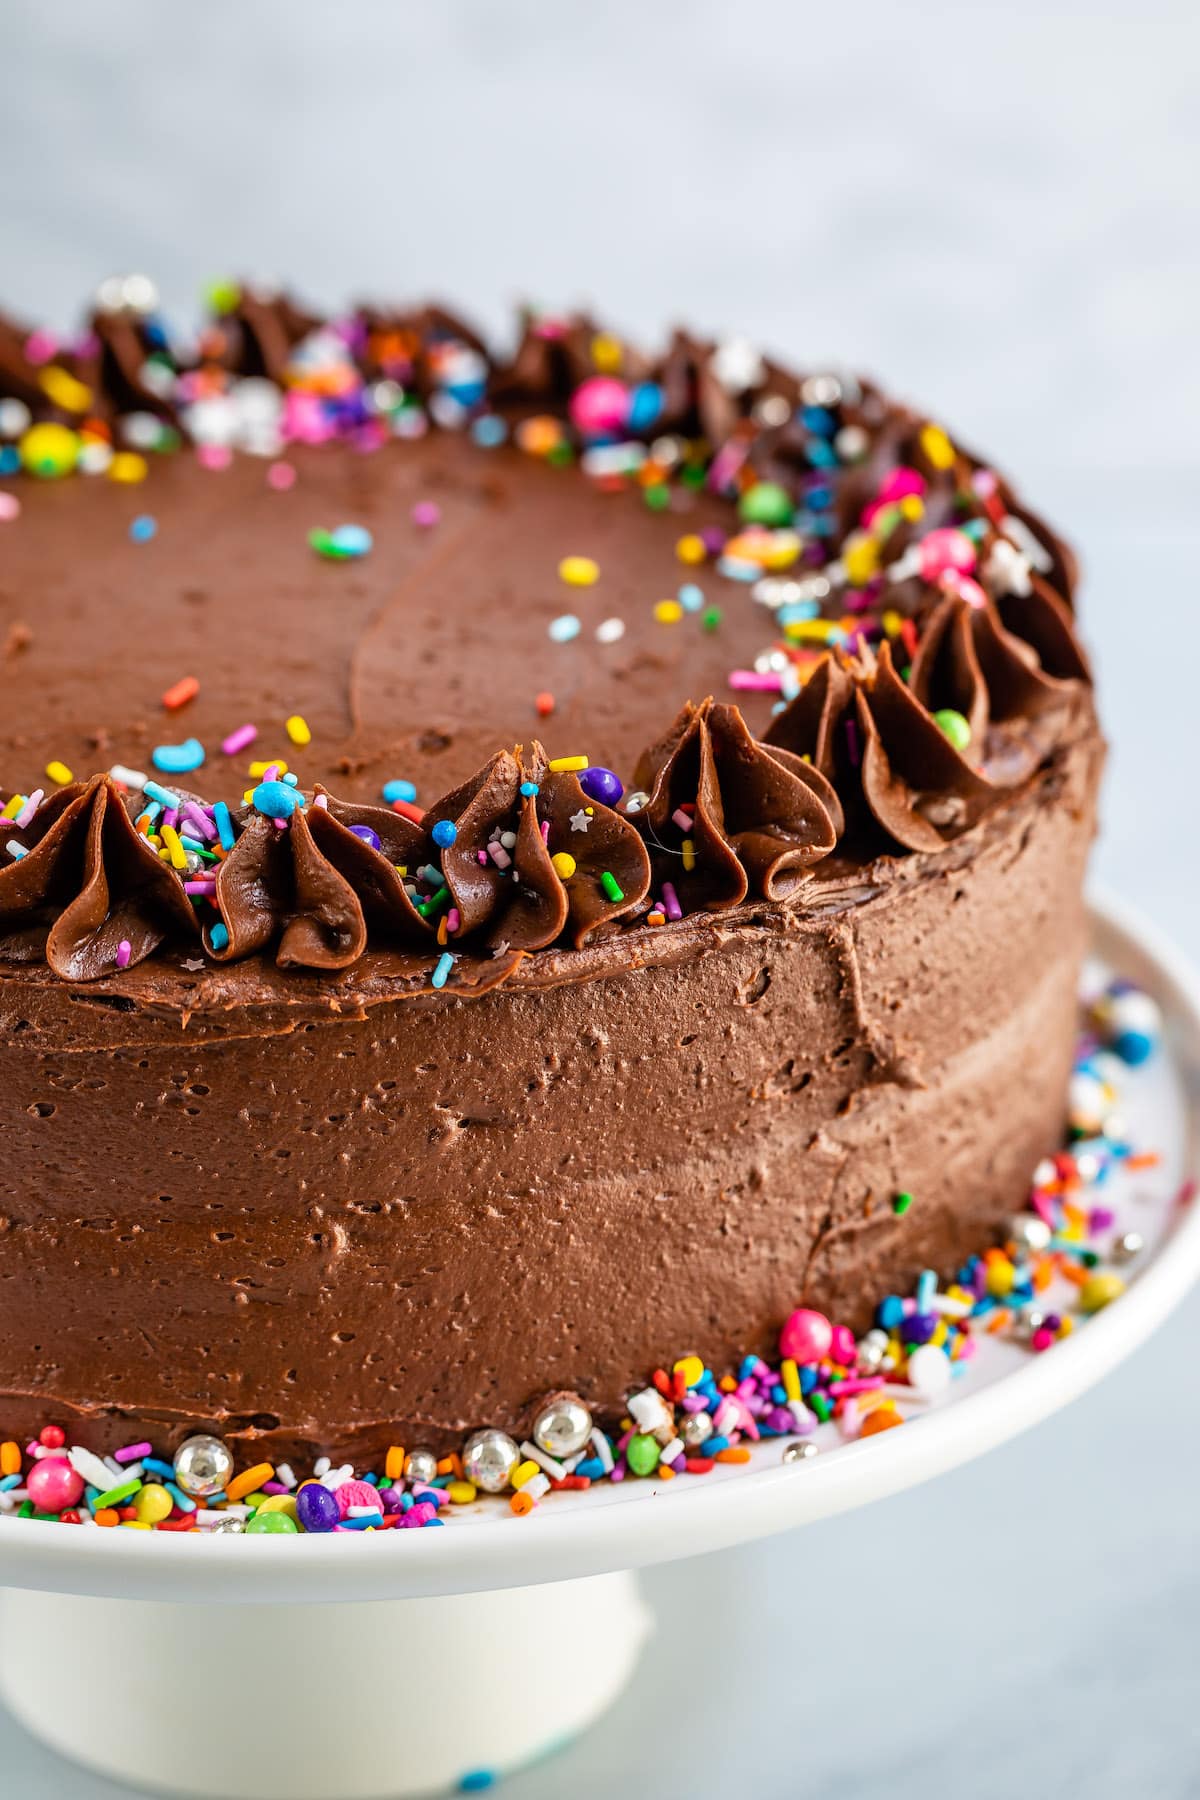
[
  {"xmin": 654, "ymin": 599, "xmax": 683, "ymax": 625},
  {"xmin": 129, "ymin": 515, "xmax": 158, "ymax": 544},
  {"xmin": 595, "ymin": 617, "xmax": 625, "ymax": 644},
  {"xmin": 412, "ymin": 501, "xmax": 440, "ymax": 528},
  {"xmin": 548, "ymin": 614, "xmax": 582, "ymax": 643}
]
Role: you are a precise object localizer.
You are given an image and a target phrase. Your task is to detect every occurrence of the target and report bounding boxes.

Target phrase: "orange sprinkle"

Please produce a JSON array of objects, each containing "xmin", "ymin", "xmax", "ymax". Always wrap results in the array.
[
  {"xmin": 161, "ymin": 676, "xmax": 199, "ymax": 711},
  {"xmin": 859, "ymin": 1405, "xmax": 904, "ymax": 1437},
  {"xmin": 1125, "ymin": 1152, "xmax": 1161, "ymax": 1171},
  {"xmin": 385, "ymin": 1446, "xmax": 406, "ymax": 1482},
  {"xmin": 225, "ymin": 1462, "xmax": 274, "ymax": 1504},
  {"xmin": 94, "ymin": 1508, "xmax": 119, "ymax": 1528},
  {"xmin": 658, "ymin": 1462, "xmax": 676, "ymax": 1481},
  {"xmin": 0, "ymin": 1442, "xmax": 20, "ymax": 1476},
  {"xmin": 510, "ymin": 1490, "xmax": 535, "ymax": 1516},
  {"xmin": 1059, "ymin": 1260, "xmax": 1089, "ymax": 1287},
  {"xmin": 436, "ymin": 1454, "xmax": 462, "ymax": 1478},
  {"xmin": 715, "ymin": 1448, "xmax": 752, "ymax": 1464},
  {"xmin": 986, "ymin": 1309, "xmax": 1011, "ymax": 1334},
  {"xmin": 535, "ymin": 691, "xmax": 555, "ymax": 718}
]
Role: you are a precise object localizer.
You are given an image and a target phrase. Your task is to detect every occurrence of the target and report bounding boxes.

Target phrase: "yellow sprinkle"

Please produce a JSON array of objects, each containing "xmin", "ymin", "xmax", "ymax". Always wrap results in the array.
[
  {"xmin": 558, "ymin": 555, "xmax": 599, "ymax": 587},
  {"xmin": 782, "ymin": 619, "xmax": 837, "ymax": 643},
  {"xmin": 242, "ymin": 789, "xmax": 255, "ymax": 806},
  {"xmin": 551, "ymin": 852, "xmax": 577, "ymax": 880},
  {"xmin": 256, "ymin": 1493, "xmax": 298, "ymax": 1520},
  {"xmin": 285, "ymin": 715, "xmax": 311, "ymax": 747},
  {"xmin": 108, "ymin": 451, "xmax": 148, "ymax": 484},
  {"xmin": 121, "ymin": 1520, "xmax": 152, "ymax": 1530},
  {"xmin": 781, "ymin": 1358, "xmax": 801, "ymax": 1402},
  {"xmin": 511, "ymin": 1459, "xmax": 540, "ymax": 1490},
  {"xmin": 45, "ymin": 760, "xmax": 73, "ymax": 785},
  {"xmin": 447, "ymin": 1480, "xmax": 477, "ymax": 1505},
  {"xmin": 673, "ymin": 1354, "xmax": 704, "ymax": 1389},
  {"xmin": 842, "ymin": 533, "xmax": 879, "ymax": 587},
  {"xmin": 899, "ymin": 494, "xmax": 925, "ymax": 522},
  {"xmin": 681, "ymin": 837, "xmax": 696, "ymax": 872},
  {"xmin": 919, "ymin": 422, "xmax": 956, "ymax": 471},
  {"xmin": 881, "ymin": 608, "xmax": 904, "ymax": 639},
  {"xmin": 39, "ymin": 365, "xmax": 92, "ymax": 413},
  {"xmin": 676, "ymin": 534, "xmax": 707, "ymax": 565},
  {"xmin": 590, "ymin": 333, "xmax": 623, "ymax": 373},
  {"xmin": 654, "ymin": 599, "xmax": 683, "ymax": 625},
  {"xmin": 248, "ymin": 759, "xmax": 288, "ymax": 778},
  {"xmin": 1, "ymin": 796, "xmax": 23, "ymax": 820},
  {"xmin": 160, "ymin": 825, "xmax": 188, "ymax": 871},
  {"xmin": 548, "ymin": 755, "xmax": 588, "ymax": 772}
]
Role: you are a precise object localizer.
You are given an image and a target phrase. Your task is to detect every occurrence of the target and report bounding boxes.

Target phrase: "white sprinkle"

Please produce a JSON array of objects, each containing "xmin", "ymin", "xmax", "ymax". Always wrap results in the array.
[{"xmin": 595, "ymin": 617, "xmax": 626, "ymax": 644}]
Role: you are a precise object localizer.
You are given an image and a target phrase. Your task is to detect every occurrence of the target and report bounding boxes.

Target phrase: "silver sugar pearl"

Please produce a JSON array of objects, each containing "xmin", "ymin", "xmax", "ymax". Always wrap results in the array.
[
  {"xmin": 532, "ymin": 1395, "xmax": 593, "ymax": 1460},
  {"xmin": 95, "ymin": 272, "xmax": 160, "ymax": 317},
  {"xmin": 857, "ymin": 1329, "xmax": 889, "ymax": 1373},
  {"xmin": 462, "ymin": 1428, "xmax": 520, "ymax": 1494},
  {"xmin": 801, "ymin": 373, "xmax": 842, "ymax": 408},
  {"xmin": 753, "ymin": 393, "xmax": 792, "ymax": 429},
  {"xmin": 172, "ymin": 1433, "xmax": 235, "ymax": 1499},
  {"xmin": 1008, "ymin": 1212, "xmax": 1053, "ymax": 1253},
  {"xmin": 404, "ymin": 1447, "xmax": 438, "ymax": 1486},
  {"xmin": 834, "ymin": 424, "xmax": 869, "ymax": 463},
  {"xmin": 0, "ymin": 398, "xmax": 32, "ymax": 439},
  {"xmin": 679, "ymin": 1410, "xmax": 714, "ymax": 1449},
  {"xmin": 1112, "ymin": 1230, "xmax": 1144, "ymax": 1263},
  {"xmin": 1015, "ymin": 1309, "xmax": 1046, "ymax": 1343},
  {"xmin": 783, "ymin": 1440, "xmax": 819, "ymax": 1464},
  {"xmin": 209, "ymin": 1514, "xmax": 245, "ymax": 1534},
  {"xmin": 623, "ymin": 790, "xmax": 650, "ymax": 816}
]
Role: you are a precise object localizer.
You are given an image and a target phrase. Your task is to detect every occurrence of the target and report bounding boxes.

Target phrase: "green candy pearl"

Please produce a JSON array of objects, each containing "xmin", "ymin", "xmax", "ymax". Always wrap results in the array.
[
  {"xmin": 738, "ymin": 481, "xmax": 794, "ymax": 528},
  {"xmin": 246, "ymin": 1509, "xmax": 299, "ymax": 1534},
  {"xmin": 626, "ymin": 1433, "xmax": 661, "ymax": 1477},
  {"xmin": 933, "ymin": 708, "xmax": 971, "ymax": 753}
]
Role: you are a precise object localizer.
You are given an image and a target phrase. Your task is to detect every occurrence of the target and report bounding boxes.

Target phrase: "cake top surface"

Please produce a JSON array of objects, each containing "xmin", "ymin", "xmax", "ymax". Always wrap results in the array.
[{"xmin": 0, "ymin": 279, "xmax": 1093, "ymax": 997}]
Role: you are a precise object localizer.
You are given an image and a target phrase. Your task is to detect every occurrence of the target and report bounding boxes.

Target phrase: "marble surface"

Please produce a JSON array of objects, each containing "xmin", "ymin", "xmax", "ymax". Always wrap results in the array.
[{"xmin": 0, "ymin": 1, "xmax": 1196, "ymax": 1793}]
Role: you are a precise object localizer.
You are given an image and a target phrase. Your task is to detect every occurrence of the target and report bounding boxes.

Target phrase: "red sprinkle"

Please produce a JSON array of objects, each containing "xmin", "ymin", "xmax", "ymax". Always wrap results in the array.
[
  {"xmin": 390, "ymin": 800, "xmax": 425, "ymax": 824},
  {"xmin": 535, "ymin": 691, "xmax": 555, "ymax": 718},
  {"xmin": 162, "ymin": 676, "xmax": 200, "ymax": 711}
]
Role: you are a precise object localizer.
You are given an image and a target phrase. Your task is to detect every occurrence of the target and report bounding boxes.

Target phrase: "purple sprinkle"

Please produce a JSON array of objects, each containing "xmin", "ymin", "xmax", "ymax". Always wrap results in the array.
[
  {"xmin": 114, "ymin": 1440, "xmax": 151, "ymax": 1465},
  {"xmin": 261, "ymin": 1480, "xmax": 289, "ymax": 1496},
  {"xmin": 182, "ymin": 802, "xmax": 216, "ymax": 842},
  {"xmin": 662, "ymin": 881, "xmax": 682, "ymax": 922},
  {"xmin": 115, "ymin": 939, "xmax": 132, "ymax": 969},
  {"xmin": 844, "ymin": 718, "xmax": 861, "ymax": 767},
  {"xmin": 221, "ymin": 723, "xmax": 257, "ymax": 757},
  {"xmin": 183, "ymin": 880, "xmax": 216, "ymax": 896},
  {"xmin": 163, "ymin": 808, "xmax": 179, "ymax": 831}
]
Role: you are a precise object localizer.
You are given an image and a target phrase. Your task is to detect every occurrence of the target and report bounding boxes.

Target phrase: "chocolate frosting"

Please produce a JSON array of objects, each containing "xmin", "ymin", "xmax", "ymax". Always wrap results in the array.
[
  {"xmin": 0, "ymin": 284, "xmax": 1106, "ymax": 1468},
  {"xmin": 632, "ymin": 698, "xmax": 839, "ymax": 908},
  {"xmin": 0, "ymin": 774, "xmax": 197, "ymax": 977}
]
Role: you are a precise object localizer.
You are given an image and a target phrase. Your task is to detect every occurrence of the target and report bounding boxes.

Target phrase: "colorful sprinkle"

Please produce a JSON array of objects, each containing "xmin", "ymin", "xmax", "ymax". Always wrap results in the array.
[{"xmin": 558, "ymin": 555, "xmax": 599, "ymax": 587}]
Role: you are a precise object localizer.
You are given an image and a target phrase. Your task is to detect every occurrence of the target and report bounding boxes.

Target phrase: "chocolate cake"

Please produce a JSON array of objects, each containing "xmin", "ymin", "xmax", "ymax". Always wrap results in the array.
[{"xmin": 0, "ymin": 279, "xmax": 1103, "ymax": 1464}]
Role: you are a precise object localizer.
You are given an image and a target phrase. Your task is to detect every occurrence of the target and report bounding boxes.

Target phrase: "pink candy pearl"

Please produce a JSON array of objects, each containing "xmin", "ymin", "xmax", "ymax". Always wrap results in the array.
[
  {"xmin": 877, "ymin": 466, "xmax": 926, "ymax": 506},
  {"xmin": 779, "ymin": 1307, "xmax": 833, "ymax": 1364},
  {"xmin": 830, "ymin": 1323, "xmax": 857, "ymax": 1367},
  {"xmin": 334, "ymin": 1478, "xmax": 380, "ymax": 1518},
  {"xmin": 26, "ymin": 1456, "xmax": 84, "ymax": 1513},
  {"xmin": 919, "ymin": 527, "xmax": 977, "ymax": 582},
  {"xmin": 569, "ymin": 376, "xmax": 629, "ymax": 437}
]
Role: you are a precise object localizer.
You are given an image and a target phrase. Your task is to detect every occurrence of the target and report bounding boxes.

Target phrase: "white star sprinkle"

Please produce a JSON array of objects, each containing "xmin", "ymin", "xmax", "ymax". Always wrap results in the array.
[{"xmin": 569, "ymin": 810, "xmax": 591, "ymax": 833}]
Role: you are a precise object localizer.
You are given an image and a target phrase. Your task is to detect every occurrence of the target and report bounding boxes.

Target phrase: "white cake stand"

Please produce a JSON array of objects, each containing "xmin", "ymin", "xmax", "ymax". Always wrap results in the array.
[{"xmin": 0, "ymin": 891, "xmax": 1196, "ymax": 1799}]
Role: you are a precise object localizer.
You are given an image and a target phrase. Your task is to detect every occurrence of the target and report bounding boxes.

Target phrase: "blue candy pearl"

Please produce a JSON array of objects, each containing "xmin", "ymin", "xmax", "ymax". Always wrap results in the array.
[
  {"xmin": 431, "ymin": 819, "xmax": 457, "ymax": 848},
  {"xmin": 579, "ymin": 766, "xmax": 623, "ymax": 807},
  {"xmin": 253, "ymin": 779, "xmax": 299, "ymax": 819}
]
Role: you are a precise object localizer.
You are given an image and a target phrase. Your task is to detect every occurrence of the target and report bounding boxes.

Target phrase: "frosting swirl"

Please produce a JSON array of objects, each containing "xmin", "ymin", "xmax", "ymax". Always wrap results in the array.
[{"xmin": 0, "ymin": 775, "xmax": 198, "ymax": 979}]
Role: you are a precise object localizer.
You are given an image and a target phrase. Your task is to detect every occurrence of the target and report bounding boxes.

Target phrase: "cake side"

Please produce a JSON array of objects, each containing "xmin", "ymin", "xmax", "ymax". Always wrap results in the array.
[{"xmin": 0, "ymin": 729, "xmax": 1100, "ymax": 1462}]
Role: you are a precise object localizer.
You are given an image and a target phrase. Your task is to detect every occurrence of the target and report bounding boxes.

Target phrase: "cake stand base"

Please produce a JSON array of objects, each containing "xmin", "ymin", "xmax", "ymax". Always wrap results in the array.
[{"xmin": 0, "ymin": 1571, "xmax": 652, "ymax": 1798}]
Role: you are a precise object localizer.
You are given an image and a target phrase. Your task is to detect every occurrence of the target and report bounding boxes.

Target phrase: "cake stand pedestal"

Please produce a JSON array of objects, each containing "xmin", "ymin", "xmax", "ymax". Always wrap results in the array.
[
  {"xmin": 0, "ymin": 1573, "xmax": 652, "ymax": 1798},
  {"xmin": 0, "ymin": 894, "xmax": 1195, "ymax": 1799}
]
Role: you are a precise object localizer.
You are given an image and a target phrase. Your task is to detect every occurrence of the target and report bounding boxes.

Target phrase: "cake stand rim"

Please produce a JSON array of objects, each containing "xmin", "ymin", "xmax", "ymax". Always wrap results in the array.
[{"xmin": 1, "ymin": 885, "xmax": 1196, "ymax": 1605}]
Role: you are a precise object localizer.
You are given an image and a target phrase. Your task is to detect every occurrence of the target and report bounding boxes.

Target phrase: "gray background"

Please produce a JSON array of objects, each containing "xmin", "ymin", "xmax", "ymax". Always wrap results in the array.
[{"xmin": 1, "ymin": 2, "xmax": 1197, "ymax": 1794}]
